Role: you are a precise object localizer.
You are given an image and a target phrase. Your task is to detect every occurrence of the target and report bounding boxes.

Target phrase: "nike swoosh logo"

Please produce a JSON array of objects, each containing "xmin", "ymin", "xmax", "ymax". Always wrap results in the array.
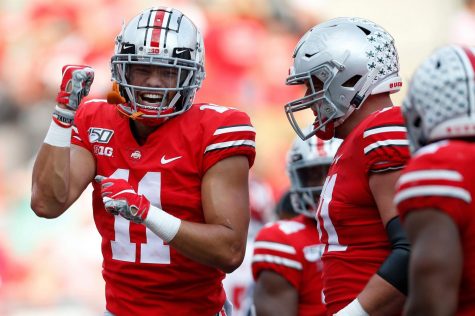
[
  {"xmin": 176, "ymin": 49, "xmax": 188, "ymax": 54},
  {"xmin": 161, "ymin": 155, "xmax": 182, "ymax": 164}
]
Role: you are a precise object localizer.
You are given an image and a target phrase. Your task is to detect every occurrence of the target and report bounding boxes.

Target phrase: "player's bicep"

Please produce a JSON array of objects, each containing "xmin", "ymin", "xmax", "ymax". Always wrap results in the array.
[
  {"xmin": 404, "ymin": 209, "xmax": 462, "ymax": 312},
  {"xmin": 202, "ymin": 155, "xmax": 250, "ymax": 236},
  {"xmin": 369, "ymin": 170, "xmax": 401, "ymax": 226},
  {"xmin": 253, "ymin": 270, "xmax": 298, "ymax": 316},
  {"xmin": 66, "ymin": 144, "xmax": 95, "ymax": 207}
]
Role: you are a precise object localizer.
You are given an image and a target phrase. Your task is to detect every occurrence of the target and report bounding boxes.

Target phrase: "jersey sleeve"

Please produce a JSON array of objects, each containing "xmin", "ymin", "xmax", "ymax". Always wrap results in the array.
[
  {"xmin": 395, "ymin": 151, "xmax": 472, "ymax": 229},
  {"xmin": 251, "ymin": 223, "xmax": 302, "ymax": 290},
  {"xmin": 361, "ymin": 107, "xmax": 410, "ymax": 173},
  {"xmin": 71, "ymin": 102, "xmax": 93, "ymax": 151},
  {"xmin": 201, "ymin": 106, "xmax": 256, "ymax": 174}
]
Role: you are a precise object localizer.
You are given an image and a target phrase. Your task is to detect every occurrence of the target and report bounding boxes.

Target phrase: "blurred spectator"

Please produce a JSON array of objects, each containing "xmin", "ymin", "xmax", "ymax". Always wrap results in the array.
[{"xmin": 449, "ymin": 0, "xmax": 475, "ymax": 45}]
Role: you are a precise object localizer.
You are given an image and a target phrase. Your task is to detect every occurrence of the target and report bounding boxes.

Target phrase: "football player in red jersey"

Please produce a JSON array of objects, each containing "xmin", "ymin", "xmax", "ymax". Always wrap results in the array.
[
  {"xmin": 252, "ymin": 131, "xmax": 341, "ymax": 316},
  {"xmin": 284, "ymin": 18, "xmax": 411, "ymax": 315},
  {"xmin": 30, "ymin": 7, "xmax": 256, "ymax": 316},
  {"xmin": 395, "ymin": 45, "xmax": 475, "ymax": 315}
]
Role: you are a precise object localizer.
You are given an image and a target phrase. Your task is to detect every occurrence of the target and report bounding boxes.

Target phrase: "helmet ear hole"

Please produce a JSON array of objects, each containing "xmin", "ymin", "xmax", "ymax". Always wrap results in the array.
[
  {"xmin": 357, "ymin": 25, "xmax": 371, "ymax": 35},
  {"xmin": 413, "ymin": 116, "xmax": 421, "ymax": 128},
  {"xmin": 342, "ymin": 75, "xmax": 362, "ymax": 88}
]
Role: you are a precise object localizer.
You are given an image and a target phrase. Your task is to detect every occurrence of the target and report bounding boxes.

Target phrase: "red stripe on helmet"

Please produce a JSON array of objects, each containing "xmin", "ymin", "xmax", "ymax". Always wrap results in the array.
[
  {"xmin": 150, "ymin": 10, "xmax": 166, "ymax": 48},
  {"xmin": 462, "ymin": 46, "xmax": 475, "ymax": 74}
]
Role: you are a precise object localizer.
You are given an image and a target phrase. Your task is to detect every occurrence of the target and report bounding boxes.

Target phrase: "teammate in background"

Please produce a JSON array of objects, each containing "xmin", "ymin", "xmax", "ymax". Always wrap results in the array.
[
  {"xmin": 395, "ymin": 45, "xmax": 475, "ymax": 315},
  {"xmin": 274, "ymin": 190, "xmax": 299, "ymax": 220},
  {"xmin": 251, "ymin": 132, "xmax": 341, "ymax": 316},
  {"xmin": 30, "ymin": 7, "xmax": 256, "ymax": 315},
  {"xmin": 284, "ymin": 17, "xmax": 411, "ymax": 315}
]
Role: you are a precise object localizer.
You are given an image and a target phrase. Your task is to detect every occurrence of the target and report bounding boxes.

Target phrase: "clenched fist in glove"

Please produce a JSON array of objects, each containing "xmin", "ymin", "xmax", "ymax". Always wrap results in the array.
[
  {"xmin": 57, "ymin": 65, "xmax": 95, "ymax": 111},
  {"xmin": 52, "ymin": 65, "xmax": 95, "ymax": 128},
  {"xmin": 95, "ymin": 176, "xmax": 150, "ymax": 224},
  {"xmin": 95, "ymin": 175, "xmax": 182, "ymax": 242}
]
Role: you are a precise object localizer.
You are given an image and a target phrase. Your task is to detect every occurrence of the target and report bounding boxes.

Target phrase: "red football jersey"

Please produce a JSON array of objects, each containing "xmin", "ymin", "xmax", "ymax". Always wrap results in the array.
[
  {"xmin": 71, "ymin": 100, "xmax": 256, "ymax": 315},
  {"xmin": 252, "ymin": 215, "xmax": 326, "ymax": 316},
  {"xmin": 395, "ymin": 140, "xmax": 475, "ymax": 315},
  {"xmin": 315, "ymin": 106, "xmax": 410, "ymax": 314}
]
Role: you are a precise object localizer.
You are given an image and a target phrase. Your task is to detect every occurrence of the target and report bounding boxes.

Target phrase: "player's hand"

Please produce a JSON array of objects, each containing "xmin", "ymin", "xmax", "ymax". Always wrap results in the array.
[
  {"xmin": 56, "ymin": 65, "xmax": 95, "ymax": 111},
  {"xmin": 95, "ymin": 176, "xmax": 150, "ymax": 224}
]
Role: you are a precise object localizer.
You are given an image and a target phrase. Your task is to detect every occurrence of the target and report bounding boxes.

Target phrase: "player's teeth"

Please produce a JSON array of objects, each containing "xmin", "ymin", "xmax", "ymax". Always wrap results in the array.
[{"xmin": 142, "ymin": 93, "xmax": 161, "ymax": 99}]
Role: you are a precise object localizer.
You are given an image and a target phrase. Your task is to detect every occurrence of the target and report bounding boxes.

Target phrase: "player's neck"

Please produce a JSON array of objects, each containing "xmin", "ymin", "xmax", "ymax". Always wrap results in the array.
[
  {"xmin": 129, "ymin": 120, "xmax": 160, "ymax": 145},
  {"xmin": 336, "ymin": 93, "xmax": 394, "ymax": 139}
]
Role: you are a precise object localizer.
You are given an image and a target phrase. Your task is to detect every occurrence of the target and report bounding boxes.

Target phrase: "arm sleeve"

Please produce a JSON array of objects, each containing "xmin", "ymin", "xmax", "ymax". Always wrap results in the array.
[
  {"xmin": 376, "ymin": 216, "xmax": 410, "ymax": 295},
  {"xmin": 395, "ymin": 151, "xmax": 472, "ymax": 229},
  {"xmin": 362, "ymin": 109, "xmax": 410, "ymax": 173},
  {"xmin": 71, "ymin": 103, "xmax": 93, "ymax": 151},
  {"xmin": 252, "ymin": 223, "xmax": 303, "ymax": 290},
  {"xmin": 201, "ymin": 108, "xmax": 256, "ymax": 174}
]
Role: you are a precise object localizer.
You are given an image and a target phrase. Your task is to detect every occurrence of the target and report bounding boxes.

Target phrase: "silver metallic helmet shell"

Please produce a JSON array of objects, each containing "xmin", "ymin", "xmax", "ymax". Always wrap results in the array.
[
  {"xmin": 111, "ymin": 7, "xmax": 205, "ymax": 119},
  {"xmin": 286, "ymin": 127, "xmax": 342, "ymax": 217},
  {"xmin": 403, "ymin": 45, "xmax": 475, "ymax": 152},
  {"xmin": 285, "ymin": 17, "xmax": 402, "ymax": 140}
]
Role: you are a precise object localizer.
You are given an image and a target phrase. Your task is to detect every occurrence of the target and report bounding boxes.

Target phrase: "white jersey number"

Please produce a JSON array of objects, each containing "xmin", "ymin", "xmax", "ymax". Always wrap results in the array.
[
  {"xmin": 109, "ymin": 169, "xmax": 171, "ymax": 264},
  {"xmin": 316, "ymin": 174, "xmax": 347, "ymax": 252}
]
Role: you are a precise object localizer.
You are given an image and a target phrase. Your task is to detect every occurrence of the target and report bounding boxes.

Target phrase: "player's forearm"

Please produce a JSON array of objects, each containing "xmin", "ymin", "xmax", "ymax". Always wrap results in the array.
[
  {"xmin": 31, "ymin": 144, "xmax": 71, "ymax": 218},
  {"xmin": 168, "ymin": 220, "xmax": 246, "ymax": 273},
  {"xmin": 357, "ymin": 274, "xmax": 405, "ymax": 316}
]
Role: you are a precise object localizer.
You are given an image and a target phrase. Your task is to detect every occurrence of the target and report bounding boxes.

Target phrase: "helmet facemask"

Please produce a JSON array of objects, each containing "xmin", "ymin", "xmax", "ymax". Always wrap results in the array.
[
  {"xmin": 109, "ymin": 7, "xmax": 205, "ymax": 121},
  {"xmin": 285, "ymin": 63, "xmax": 345, "ymax": 141},
  {"xmin": 112, "ymin": 54, "xmax": 202, "ymax": 119},
  {"xmin": 286, "ymin": 128, "xmax": 342, "ymax": 218},
  {"xmin": 289, "ymin": 163, "xmax": 330, "ymax": 217}
]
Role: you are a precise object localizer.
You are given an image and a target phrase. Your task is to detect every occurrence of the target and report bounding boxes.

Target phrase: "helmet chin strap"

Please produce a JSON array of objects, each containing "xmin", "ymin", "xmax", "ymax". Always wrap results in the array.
[
  {"xmin": 334, "ymin": 106, "xmax": 355, "ymax": 128},
  {"xmin": 107, "ymin": 81, "xmax": 127, "ymax": 104}
]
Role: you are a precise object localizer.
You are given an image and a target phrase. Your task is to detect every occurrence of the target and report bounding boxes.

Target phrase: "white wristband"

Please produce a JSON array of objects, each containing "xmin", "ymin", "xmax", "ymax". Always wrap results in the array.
[
  {"xmin": 144, "ymin": 205, "xmax": 182, "ymax": 243},
  {"xmin": 44, "ymin": 120, "xmax": 72, "ymax": 147},
  {"xmin": 334, "ymin": 298, "xmax": 369, "ymax": 316}
]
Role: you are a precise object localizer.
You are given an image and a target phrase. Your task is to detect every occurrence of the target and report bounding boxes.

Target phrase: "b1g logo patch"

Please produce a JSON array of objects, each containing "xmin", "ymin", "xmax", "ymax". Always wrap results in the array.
[
  {"xmin": 88, "ymin": 127, "xmax": 114, "ymax": 144},
  {"xmin": 94, "ymin": 145, "xmax": 113, "ymax": 157}
]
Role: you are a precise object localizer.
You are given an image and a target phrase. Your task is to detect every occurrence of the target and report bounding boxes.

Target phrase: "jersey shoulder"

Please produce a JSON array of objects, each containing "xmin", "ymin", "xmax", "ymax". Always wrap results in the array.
[
  {"xmin": 72, "ymin": 99, "xmax": 119, "ymax": 148},
  {"xmin": 395, "ymin": 140, "xmax": 475, "ymax": 226},
  {"xmin": 357, "ymin": 106, "xmax": 410, "ymax": 173},
  {"xmin": 255, "ymin": 218, "xmax": 308, "ymax": 243},
  {"xmin": 187, "ymin": 103, "xmax": 256, "ymax": 172}
]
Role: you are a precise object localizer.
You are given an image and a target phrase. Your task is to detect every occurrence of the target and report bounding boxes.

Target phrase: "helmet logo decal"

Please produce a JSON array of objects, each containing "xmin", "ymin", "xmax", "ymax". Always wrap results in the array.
[{"xmin": 149, "ymin": 10, "xmax": 167, "ymax": 48}]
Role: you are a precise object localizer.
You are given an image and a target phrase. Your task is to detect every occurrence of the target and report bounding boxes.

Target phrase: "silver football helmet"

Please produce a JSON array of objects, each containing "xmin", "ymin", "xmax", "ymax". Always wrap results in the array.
[
  {"xmin": 287, "ymin": 128, "xmax": 342, "ymax": 217},
  {"xmin": 285, "ymin": 17, "xmax": 402, "ymax": 140},
  {"xmin": 110, "ymin": 7, "xmax": 205, "ymax": 119},
  {"xmin": 403, "ymin": 45, "xmax": 475, "ymax": 152}
]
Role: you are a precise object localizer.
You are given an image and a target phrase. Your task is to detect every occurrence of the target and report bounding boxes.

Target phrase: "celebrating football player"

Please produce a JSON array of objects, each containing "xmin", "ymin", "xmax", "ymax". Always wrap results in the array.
[
  {"xmin": 284, "ymin": 18, "xmax": 411, "ymax": 315},
  {"xmin": 395, "ymin": 45, "xmax": 475, "ymax": 315},
  {"xmin": 31, "ymin": 7, "xmax": 255, "ymax": 315},
  {"xmin": 252, "ymin": 131, "xmax": 341, "ymax": 316}
]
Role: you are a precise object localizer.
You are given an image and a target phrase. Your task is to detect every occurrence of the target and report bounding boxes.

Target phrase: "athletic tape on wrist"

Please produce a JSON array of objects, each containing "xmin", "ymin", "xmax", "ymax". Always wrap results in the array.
[
  {"xmin": 44, "ymin": 120, "xmax": 72, "ymax": 147},
  {"xmin": 144, "ymin": 205, "xmax": 182, "ymax": 243},
  {"xmin": 334, "ymin": 298, "xmax": 369, "ymax": 316},
  {"xmin": 53, "ymin": 105, "xmax": 75, "ymax": 128}
]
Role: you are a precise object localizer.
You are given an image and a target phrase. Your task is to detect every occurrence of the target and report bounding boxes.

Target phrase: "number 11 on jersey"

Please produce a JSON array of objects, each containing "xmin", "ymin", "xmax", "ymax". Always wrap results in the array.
[
  {"xmin": 316, "ymin": 174, "xmax": 347, "ymax": 253},
  {"xmin": 109, "ymin": 169, "xmax": 171, "ymax": 264}
]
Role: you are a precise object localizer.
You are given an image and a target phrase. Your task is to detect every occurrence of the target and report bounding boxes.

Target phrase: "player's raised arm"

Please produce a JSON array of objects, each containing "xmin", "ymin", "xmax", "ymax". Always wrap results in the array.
[{"xmin": 31, "ymin": 65, "xmax": 96, "ymax": 218}]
